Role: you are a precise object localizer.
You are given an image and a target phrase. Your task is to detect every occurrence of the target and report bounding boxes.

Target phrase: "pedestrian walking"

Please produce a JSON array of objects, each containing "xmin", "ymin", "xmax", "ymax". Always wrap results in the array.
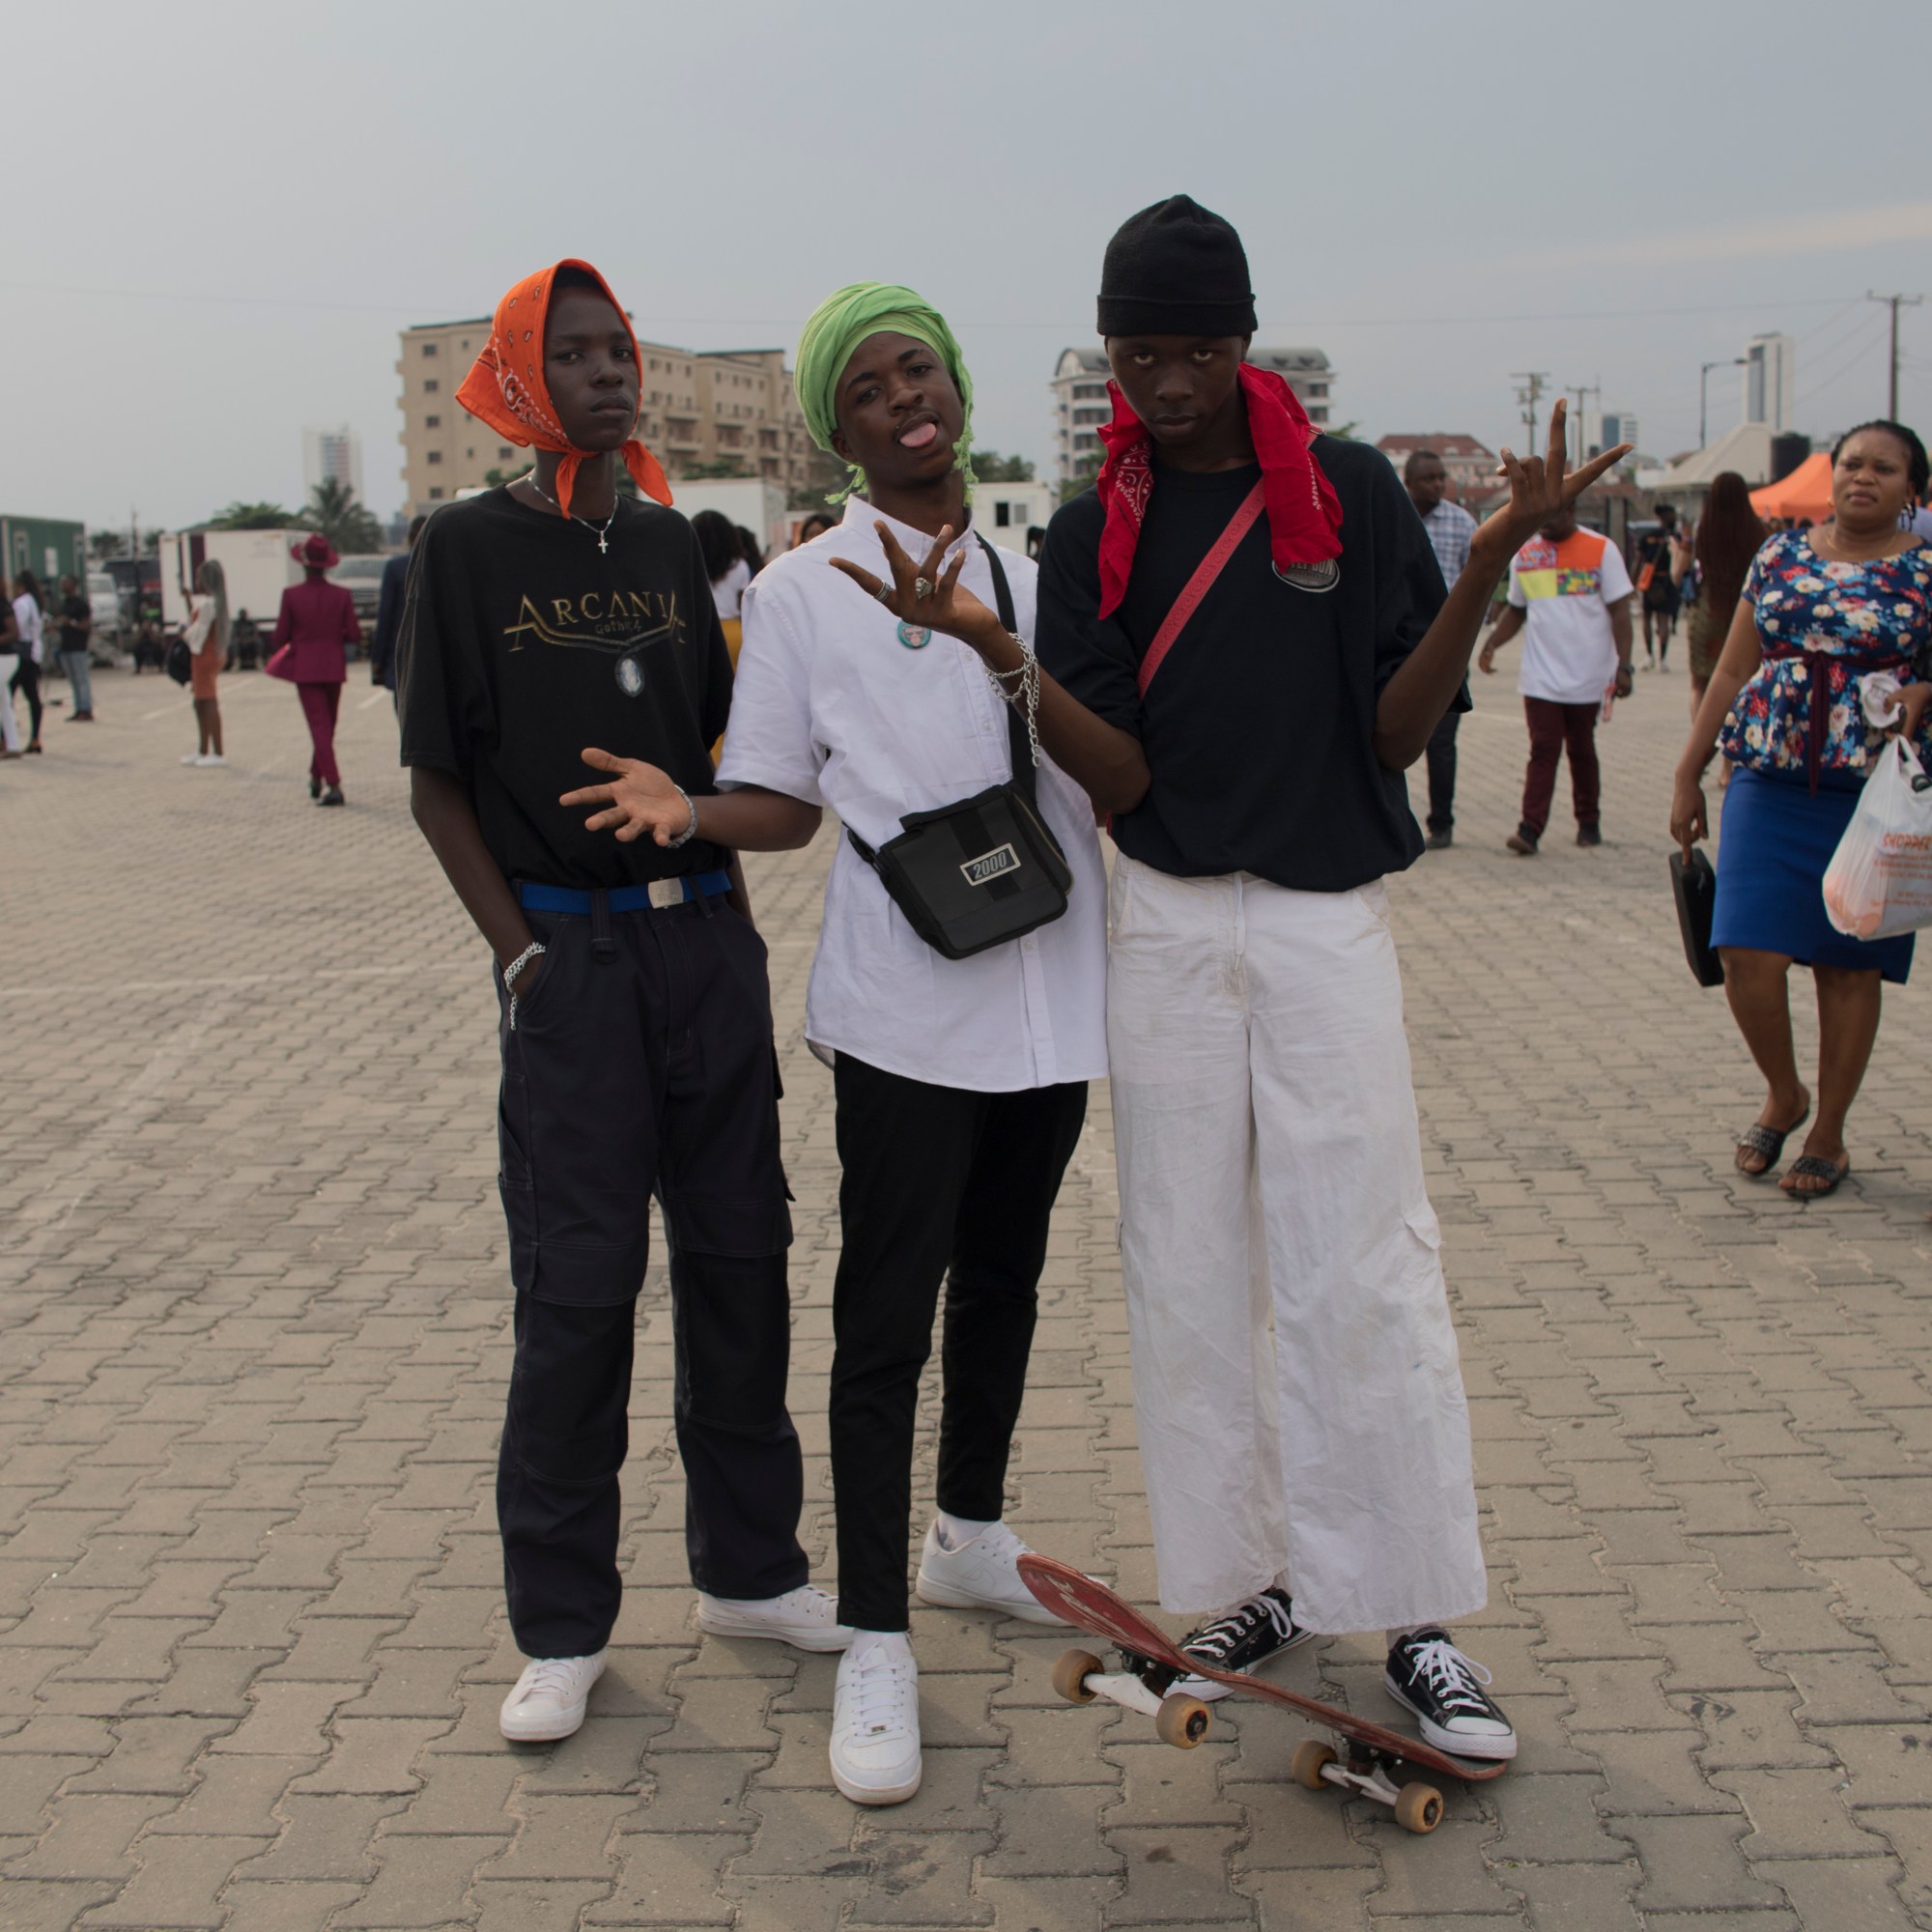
[
  {"xmin": 369, "ymin": 515, "xmax": 425, "ymax": 702},
  {"xmin": 270, "ymin": 534, "xmax": 360, "ymax": 805},
  {"xmin": 11, "ymin": 571, "xmax": 45, "ymax": 753},
  {"xmin": 1670, "ymin": 420, "xmax": 1932, "ymax": 1198},
  {"xmin": 0, "ymin": 598, "xmax": 21, "ymax": 757},
  {"xmin": 694, "ymin": 510, "xmax": 752, "ymax": 668},
  {"xmin": 562, "ymin": 279, "xmax": 1108, "ymax": 1808},
  {"xmin": 182, "ymin": 559, "xmax": 230, "ymax": 766},
  {"xmin": 1404, "ymin": 451, "xmax": 1478, "ymax": 847},
  {"xmin": 1634, "ymin": 503, "xmax": 1684, "ymax": 669},
  {"xmin": 399, "ymin": 258, "xmax": 838, "ymax": 1751},
  {"xmin": 1025, "ymin": 195, "xmax": 1624, "ymax": 1761},
  {"xmin": 56, "ymin": 574, "xmax": 96, "ymax": 722},
  {"xmin": 1678, "ymin": 472, "xmax": 1765, "ymax": 718},
  {"xmin": 1479, "ymin": 505, "xmax": 1635, "ymax": 851}
]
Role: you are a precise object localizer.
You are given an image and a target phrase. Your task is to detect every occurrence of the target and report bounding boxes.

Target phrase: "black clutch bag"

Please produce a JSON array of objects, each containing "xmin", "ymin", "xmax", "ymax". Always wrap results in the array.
[
  {"xmin": 845, "ymin": 541, "xmax": 1072, "ymax": 963},
  {"xmin": 1669, "ymin": 850, "xmax": 1724, "ymax": 987}
]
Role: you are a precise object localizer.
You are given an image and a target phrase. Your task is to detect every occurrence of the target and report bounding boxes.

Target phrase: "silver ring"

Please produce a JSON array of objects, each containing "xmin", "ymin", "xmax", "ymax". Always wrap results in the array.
[
  {"xmin": 873, "ymin": 581, "xmax": 892, "ymax": 604},
  {"xmin": 913, "ymin": 576, "xmax": 934, "ymax": 602}
]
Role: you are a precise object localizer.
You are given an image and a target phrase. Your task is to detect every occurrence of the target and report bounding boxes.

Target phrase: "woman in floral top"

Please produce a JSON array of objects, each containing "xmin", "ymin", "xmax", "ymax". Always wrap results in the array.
[{"xmin": 1671, "ymin": 421, "xmax": 1931, "ymax": 1198}]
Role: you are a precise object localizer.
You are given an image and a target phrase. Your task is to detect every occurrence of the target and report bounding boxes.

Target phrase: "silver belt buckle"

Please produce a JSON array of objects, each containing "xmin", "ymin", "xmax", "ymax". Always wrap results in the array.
[{"xmin": 647, "ymin": 878, "xmax": 685, "ymax": 910}]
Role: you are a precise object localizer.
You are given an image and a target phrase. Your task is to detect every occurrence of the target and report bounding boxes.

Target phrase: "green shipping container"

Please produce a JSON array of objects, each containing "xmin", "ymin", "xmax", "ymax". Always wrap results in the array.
[{"xmin": 1, "ymin": 516, "xmax": 88, "ymax": 589}]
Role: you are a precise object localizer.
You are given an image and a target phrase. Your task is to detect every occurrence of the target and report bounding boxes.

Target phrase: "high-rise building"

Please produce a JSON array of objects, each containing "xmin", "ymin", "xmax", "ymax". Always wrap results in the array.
[
  {"xmin": 394, "ymin": 321, "xmax": 819, "ymax": 515},
  {"xmin": 1600, "ymin": 411, "xmax": 1640, "ymax": 458},
  {"xmin": 1050, "ymin": 346, "xmax": 1335, "ymax": 486},
  {"xmin": 303, "ymin": 425, "xmax": 363, "ymax": 502},
  {"xmin": 1744, "ymin": 334, "xmax": 1795, "ymax": 434}
]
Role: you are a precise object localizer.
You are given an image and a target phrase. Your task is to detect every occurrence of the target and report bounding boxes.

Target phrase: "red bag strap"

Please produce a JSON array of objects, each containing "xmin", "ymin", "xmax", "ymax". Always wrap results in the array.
[{"xmin": 1135, "ymin": 479, "xmax": 1266, "ymax": 697}]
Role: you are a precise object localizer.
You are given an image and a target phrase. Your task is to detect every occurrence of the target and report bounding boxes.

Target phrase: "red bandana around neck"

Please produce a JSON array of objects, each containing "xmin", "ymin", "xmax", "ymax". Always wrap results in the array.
[
  {"xmin": 455, "ymin": 259, "xmax": 673, "ymax": 520},
  {"xmin": 1093, "ymin": 362, "xmax": 1343, "ymax": 620}
]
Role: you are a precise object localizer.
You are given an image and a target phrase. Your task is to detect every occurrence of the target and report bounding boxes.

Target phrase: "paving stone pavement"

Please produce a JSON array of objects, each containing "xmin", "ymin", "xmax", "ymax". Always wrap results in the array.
[{"xmin": 3, "ymin": 654, "xmax": 1931, "ymax": 1932}]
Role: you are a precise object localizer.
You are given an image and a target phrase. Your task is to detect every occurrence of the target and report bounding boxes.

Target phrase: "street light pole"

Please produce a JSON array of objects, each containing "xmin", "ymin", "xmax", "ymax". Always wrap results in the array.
[{"xmin": 1699, "ymin": 357, "xmax": 1746, "ymax": 451}]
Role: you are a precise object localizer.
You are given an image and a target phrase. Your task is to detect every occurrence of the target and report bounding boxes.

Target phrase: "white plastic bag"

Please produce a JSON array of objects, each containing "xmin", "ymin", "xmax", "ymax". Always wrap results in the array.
[{"xmin": 1822, "ymin": 737, "xmax": 1932, "ymax": 940}]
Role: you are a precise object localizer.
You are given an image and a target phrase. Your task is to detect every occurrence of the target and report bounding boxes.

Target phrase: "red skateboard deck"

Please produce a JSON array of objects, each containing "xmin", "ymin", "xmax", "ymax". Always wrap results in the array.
[{"xmin": 1018, "ymin": 1551, "xmax": 1508, "ymax": 1785}]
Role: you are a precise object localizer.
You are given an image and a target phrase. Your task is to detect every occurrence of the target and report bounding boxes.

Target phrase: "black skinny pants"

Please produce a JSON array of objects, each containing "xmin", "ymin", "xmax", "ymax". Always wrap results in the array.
[
  {"xmin": 1424, "ymin": 705, "xmax": 1459, "ymax": 835},
  {"xmin": 494, "ymin": 894, "xmax": 806, "ymax": 1659},
  {"xmin": 10, "ymin": 658, "xmax": 42, "ymax": 741},
  {"xmin": 829, "ymin": 1053, "xmax": 1088, "ymax": 1633}
]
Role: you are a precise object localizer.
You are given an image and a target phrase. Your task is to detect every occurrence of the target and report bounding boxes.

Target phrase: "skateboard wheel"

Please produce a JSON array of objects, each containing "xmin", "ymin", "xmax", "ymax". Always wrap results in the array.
[
  {"xmin": 1290, "ymin": 1740, "xmax": 1338, "ymax": 1791},
  {"xmin": 1051, "ymin": 1649, "xmax": 1102, "ymax": 1706},
  {"xmin": 1154, "ymin": 1695, "xmax": 1210, "ymax": 1749},
  {"xmin": 1394, "ymin": 1781, "xmax": 1444, "ymax": 1834}
]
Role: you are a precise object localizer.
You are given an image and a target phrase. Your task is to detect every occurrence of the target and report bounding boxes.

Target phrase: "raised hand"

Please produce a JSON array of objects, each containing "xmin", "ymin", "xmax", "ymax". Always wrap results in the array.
[
  {"xmin": 559, "ymin": 747, "xmax": 691, "ymax": 845},
  {"xmin": 828, "ymin": 523, "xmax": 999, "ymax": 647},
  {"xmin": 1472, "ymin": 399, "xmax": 1634, "ymax": 565}
]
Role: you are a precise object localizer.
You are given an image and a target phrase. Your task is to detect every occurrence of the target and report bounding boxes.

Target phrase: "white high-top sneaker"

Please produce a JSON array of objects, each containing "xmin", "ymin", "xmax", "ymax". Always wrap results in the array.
[
  {"xmin": 498, "ymin": 1650, "xmax": 607, "ymax": 1743},
  {"xmin": 829, "ymin": 1633, "xmax": 921, "ymax": 1805}
]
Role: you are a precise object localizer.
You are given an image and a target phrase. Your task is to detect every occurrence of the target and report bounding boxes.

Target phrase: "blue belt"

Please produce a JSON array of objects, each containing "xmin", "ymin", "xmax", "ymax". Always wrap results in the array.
[{"xmin": 517, "ymin": 871, "xmax": 731, "ymax": 915}]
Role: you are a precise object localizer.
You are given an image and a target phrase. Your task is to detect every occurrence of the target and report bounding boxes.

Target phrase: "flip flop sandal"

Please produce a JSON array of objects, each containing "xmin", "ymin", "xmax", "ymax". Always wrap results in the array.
[
  {"xmin": 1782, "ymin": 1154, "xmax": 1849, "ymax": 1199},
  {"xmin": 1735, "ymin": 1110, "xmax": 1808, "ymax": 1177}
]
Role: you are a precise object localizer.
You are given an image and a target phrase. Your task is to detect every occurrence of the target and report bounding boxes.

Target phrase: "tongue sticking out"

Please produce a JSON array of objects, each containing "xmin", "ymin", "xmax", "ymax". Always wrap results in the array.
[{"xmin": 899, "ymin": 421, "xmax": 940, "ymax": 450}]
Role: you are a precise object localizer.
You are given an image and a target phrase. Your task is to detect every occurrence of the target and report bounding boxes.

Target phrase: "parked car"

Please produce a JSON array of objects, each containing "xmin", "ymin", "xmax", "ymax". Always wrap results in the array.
[{"xmin": 86, "ymin": 571, "xmax": 124, "ymax": 651}]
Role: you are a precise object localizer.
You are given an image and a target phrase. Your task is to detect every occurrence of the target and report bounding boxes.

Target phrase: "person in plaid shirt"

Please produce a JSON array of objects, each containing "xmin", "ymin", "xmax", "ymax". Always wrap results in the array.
[{"xmin": 1405, "ymin": 451, "xmax": 1478, "ymax": 847}]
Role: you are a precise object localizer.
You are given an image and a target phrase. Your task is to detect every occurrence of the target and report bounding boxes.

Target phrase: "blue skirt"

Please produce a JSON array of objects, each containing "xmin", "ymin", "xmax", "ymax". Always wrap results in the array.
[{"xmin": 1711, "ymin": 764, "xmax": 1914, "ymax": 982}]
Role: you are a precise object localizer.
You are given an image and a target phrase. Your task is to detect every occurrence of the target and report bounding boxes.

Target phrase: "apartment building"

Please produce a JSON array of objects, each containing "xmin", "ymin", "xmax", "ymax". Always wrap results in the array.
[
  {"xmin": 1050, "ymin": 346, "xmax": 1336, "ymax": 486},
  {"xmin": 396, "ymin": 321, "xmax": 820, "ymax": 514}
]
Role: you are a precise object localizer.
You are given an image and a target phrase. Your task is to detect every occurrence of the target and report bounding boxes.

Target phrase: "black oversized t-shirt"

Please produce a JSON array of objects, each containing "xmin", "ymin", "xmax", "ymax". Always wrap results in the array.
[
  {"xmin": 58, "ymin": 595, "xmax": 90, "ymax": 652},
  {"xmin": 1036, "ymin": 437, "xmax": 1448, "ymax": 893},
  {"xmin": 397, "ymin": 487, "xmax": 733, "ymax": 889}
]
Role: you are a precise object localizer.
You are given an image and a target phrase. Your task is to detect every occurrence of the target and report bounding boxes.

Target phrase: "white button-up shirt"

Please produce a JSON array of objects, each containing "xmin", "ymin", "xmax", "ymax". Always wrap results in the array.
[{"xmin": 718, "ymin": 497, "xmax": 1108, "ymax": 1093}]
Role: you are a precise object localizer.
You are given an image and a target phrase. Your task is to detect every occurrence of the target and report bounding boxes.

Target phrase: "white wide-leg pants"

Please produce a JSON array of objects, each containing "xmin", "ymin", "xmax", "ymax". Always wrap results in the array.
[
  {"xmin": 1106, "ymin": 854, "xmax": 1488, "ymax": 1634},
  {"xmin": 0, "ymin": 656, "xmax": 20, "ymax": 753}
]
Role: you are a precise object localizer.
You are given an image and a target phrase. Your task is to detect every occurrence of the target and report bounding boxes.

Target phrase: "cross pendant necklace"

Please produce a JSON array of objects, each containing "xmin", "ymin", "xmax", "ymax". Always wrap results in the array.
[{"xmin": 526, "ymin": 471, "xmax": 618, "ymax": 553}]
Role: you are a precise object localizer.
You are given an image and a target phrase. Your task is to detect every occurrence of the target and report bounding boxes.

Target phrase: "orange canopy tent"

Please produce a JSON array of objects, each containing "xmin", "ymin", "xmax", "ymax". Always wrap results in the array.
[{"xmin": 1750, "ymin": 452, "xmax": 1833, "ymax": 523}]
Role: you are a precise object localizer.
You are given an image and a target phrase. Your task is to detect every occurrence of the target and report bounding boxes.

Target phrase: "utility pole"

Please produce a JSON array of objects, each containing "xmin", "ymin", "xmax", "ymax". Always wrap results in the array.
[
  {"xmin": 1511, "ymin": 372, "xmax": 1549, "ymax": 454},
  {"xmin": 1866, "ymin": 291, "xmax": 1924, "ymax": 418},
  {"xmin": 1566, "ymin": 381, "xmax": 1602, "ymax": 462}
]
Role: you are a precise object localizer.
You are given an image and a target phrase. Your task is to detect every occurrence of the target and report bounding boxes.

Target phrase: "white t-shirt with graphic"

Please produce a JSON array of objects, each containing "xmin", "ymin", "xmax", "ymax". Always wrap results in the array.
[{"xmin": 1506, "ymin": 528, "xmax": 1633, "ymax": 704}]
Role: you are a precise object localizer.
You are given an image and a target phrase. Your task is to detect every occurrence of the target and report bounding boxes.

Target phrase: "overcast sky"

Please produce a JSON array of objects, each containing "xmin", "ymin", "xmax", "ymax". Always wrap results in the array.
[{"xmin": 8, "ymin": 0, "xmax": 1925, "ymax": 535}]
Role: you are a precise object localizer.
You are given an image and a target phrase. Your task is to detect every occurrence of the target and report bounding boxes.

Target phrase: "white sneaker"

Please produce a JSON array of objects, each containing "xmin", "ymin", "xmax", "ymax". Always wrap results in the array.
[
  {"xmin": 830, "ymin": 1634, "xmax": 921, "ymax": 1805},
  {"xmin": 180, "ymin": 752, "xmax": 204, "ymax": 765},
  {"xmin": 498, "ymin": 1650, "xmax": 607, "ymax": 1743},
  {"xmin": 696, "ymin": 1583, "xmax": 854, "ymax": 1652},
  {"xmin": 194, "ymin": 753, "xmax": 228, "ymax": 767},
  {"xmin": 914, "ymin": 1519, "xmax": 1065, "ymax": 1625}
]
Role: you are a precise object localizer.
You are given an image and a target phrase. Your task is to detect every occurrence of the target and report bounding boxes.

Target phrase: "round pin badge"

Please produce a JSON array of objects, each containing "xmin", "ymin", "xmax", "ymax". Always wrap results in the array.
[
  {"xmin": 615, "ymin": 656, "xmax": 644, "ymax": 696},
  {"xmin": 1274, "ymin": 560, "xmax": 1341, "ymax": 594},
  {"xmin": 896, "ymin": 622, "xmax": 932, "ymax": 650}
]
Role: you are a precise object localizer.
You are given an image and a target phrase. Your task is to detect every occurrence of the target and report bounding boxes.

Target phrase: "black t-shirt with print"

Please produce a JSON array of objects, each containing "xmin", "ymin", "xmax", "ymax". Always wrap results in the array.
[
  {"xmin": 1035, "ymin": 436, "xmax": 1448, "ymax": 894},
  {"xmin": 397, "ymin": 487, "xmax": 733, "ymax": 889}
]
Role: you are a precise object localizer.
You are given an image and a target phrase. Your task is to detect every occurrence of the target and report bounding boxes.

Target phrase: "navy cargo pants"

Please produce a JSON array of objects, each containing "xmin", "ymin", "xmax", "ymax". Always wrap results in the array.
[{"xmin": 494, "ymin": 889, "xmax": 805, "ymax": 1660}]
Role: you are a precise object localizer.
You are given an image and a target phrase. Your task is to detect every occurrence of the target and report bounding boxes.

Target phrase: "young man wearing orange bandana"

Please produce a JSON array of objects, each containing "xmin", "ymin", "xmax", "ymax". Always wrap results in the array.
[
  {"xmin": 1010, "ymin": 197, "xmax": 1629, "ymax": 1757},
  {"xmin": 397, "ymin": 261, "xmax": 847, "ymax": 1747}
]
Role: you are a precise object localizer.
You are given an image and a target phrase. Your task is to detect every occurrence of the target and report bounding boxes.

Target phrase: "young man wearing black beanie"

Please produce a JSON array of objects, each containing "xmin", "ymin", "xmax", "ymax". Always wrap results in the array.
[{"xmin": 1008, "ymin": 194, "xmax": 1630, "ymax": 1760}]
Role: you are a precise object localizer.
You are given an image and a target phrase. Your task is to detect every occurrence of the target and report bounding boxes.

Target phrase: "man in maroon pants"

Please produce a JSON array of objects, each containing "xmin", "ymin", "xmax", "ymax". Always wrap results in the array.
[{"xmin": 1478, "ymin": 505, "xmax": 1634, "ymax": 852}]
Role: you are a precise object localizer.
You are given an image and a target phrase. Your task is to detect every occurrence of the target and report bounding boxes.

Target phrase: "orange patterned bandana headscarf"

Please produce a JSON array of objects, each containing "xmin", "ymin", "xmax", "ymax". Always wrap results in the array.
[{"xmin": 455, "ymin": 259, "xmax": 672, "ymax": 519}]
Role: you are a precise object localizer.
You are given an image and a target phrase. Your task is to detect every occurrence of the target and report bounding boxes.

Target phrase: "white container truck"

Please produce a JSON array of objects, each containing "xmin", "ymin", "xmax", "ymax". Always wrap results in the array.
[
  {"xmin": 157, "ymin": 529, "xmax": 303, "ymax": 634},
  {"xmin": 663, "ymin": 479, "xmax": 787, "ymax": 559}
]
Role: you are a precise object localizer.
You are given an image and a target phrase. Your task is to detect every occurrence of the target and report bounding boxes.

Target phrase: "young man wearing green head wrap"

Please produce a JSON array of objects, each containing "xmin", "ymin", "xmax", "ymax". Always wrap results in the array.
[{"xmin": 557, "ymin": 281, "xmax": 1110, "ymax": 1805}]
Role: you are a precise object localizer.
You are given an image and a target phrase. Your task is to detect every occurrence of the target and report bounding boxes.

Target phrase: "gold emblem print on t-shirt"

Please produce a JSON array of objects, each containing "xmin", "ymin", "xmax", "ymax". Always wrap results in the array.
[{"xmin": 501, "ymin": 586, "xmax": 684, "ymax": 658}]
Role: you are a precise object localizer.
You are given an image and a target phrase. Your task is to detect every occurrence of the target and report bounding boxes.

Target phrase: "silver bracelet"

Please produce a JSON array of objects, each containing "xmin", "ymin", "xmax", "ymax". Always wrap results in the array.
[
  {"xmin": 982, "ymin": 632, "xmax": 1042, "ymax": 768},
  {"xmin": 502, "ymin": 940, "xmax": 546, "ymax": 1033},
  {"xmin": 666, "ymin": 784, "xmax": 699, "ymax": 849}
]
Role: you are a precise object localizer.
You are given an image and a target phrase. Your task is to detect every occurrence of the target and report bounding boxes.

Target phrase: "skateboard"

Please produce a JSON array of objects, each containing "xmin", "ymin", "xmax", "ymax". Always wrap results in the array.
[{"xmin": 1018, "ymin": 1552, "xmax": 1507, "ymax": 1834}]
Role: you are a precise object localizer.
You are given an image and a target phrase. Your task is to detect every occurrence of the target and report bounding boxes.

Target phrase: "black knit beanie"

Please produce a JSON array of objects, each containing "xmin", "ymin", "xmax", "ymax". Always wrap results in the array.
[{"xmin": 1096, "ymin": 194, "xmax": 1257, "ymax": 338}]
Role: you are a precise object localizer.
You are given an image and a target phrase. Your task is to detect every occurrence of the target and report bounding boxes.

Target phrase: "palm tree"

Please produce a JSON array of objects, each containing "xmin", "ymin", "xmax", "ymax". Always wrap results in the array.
[
  {"xmin": 304, "ymin": 478, "xmax": 384, "ymax": 554},
  {"xmin": 211, "ymin": 501, "xmax": 298, "ymax": 529},
  {"xmin": 88, "ymin": 529, "xmax": 128, "ymax": 560}
]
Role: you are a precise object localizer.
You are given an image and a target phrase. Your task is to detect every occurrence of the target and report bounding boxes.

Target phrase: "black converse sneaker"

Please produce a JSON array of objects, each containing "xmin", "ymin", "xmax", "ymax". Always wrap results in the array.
[
  {"xmin": 1382, "ymin": 1627, "xmax": 1517, "ymax": 1759},
  {"xmin": 1171, "ymin": 1588, "xmax": 1315, "ymax": 1702}
]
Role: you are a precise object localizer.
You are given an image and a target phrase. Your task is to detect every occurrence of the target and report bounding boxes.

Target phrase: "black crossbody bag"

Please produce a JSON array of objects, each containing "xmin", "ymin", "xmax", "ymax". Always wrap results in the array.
[{"xmin": 845, "ymin": 541, "xmax": 1073, "ymax": 961}]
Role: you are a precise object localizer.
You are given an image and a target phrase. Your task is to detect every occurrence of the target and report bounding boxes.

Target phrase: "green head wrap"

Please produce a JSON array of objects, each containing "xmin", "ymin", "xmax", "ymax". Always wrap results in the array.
[{"xmin": 794, "ymin": 281, "xmax": 974, "ymax": 502}]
